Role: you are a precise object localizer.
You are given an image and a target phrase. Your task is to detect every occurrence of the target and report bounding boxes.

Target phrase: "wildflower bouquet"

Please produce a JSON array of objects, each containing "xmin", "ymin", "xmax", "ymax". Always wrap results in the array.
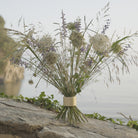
[{"xmin": 7, "ymin": 3, "xmax": 138, "ymax": 124}]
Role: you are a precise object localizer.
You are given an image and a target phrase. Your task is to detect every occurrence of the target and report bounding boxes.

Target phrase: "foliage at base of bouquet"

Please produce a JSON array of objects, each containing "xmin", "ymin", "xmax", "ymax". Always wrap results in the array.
[
  {"xmin": 86, "ymin": 112, "xmax": 138, "ymax": 131},
  {"xmin": 0, "ymin": 92, "xmax": 62, "ymax": 113}
]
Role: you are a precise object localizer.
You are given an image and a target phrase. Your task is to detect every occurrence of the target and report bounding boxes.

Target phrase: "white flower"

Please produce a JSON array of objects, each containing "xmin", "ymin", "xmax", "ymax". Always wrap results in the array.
[{"xmin": 90, "ymin": 34, "xmax": 111, "ymax": 53}]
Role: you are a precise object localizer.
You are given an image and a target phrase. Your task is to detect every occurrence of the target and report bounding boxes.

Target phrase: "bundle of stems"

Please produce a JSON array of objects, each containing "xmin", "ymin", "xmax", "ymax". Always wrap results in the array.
[{"xmin": 56, "ymin": 106, "xmax": 87, "ymax": 124}]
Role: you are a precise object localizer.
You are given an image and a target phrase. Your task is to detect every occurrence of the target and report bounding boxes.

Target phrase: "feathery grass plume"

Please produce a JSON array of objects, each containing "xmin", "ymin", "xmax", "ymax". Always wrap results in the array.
[{"xmin": 6, "ymin": 3, "xmax": 138, "ymax": 125}]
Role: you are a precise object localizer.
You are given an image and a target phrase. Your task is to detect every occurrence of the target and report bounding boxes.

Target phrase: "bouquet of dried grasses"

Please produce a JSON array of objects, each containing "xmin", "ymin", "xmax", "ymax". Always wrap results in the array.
[{"xmin": 6, "ymin": 3, "xmax": 138, "ymax": 124}]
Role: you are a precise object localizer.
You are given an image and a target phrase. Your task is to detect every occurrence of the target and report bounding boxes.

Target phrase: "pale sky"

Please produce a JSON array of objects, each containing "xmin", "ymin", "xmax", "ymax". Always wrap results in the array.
[{"xmin": 0, "ymin": 0, "xmax": 138, "ymax": 34}]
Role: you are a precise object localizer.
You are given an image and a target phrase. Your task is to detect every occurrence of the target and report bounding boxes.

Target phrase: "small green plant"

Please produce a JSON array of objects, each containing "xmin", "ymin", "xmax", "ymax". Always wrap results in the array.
[
  {"xmin": 118, "ymin": 112, "xmax": 138, "ymax": 130},
  {"xmin": 86, "ymin": 113, "xmax": 107, "ymax": 120},
  {"xmin": 116, "ymin": 118, "xmax": 124, "ymax": 125},
  {"xmin": 86, "ymin": 113, "xmax": 125, "ymax": 125},
  {"xmin": 86, "ymin": 112, "xmax": 138, "ymax": 131},
  {"xmin": 0, "ymin": 92, "xmax": 9, "ymax": 98},
  {"xmin": 127, "ymin": 120, "xmax": 138, "ymax": 130},
  {"xmin": 0, "ymin": 92, "xmax": 62, "ymax": 113},
  {"xmin": 107, "ymin": 118, "xmax": 119, "ymax": 124},
  {"xmin": 24, "ymin": 92, "xmax": 62, "ymax": 112}
]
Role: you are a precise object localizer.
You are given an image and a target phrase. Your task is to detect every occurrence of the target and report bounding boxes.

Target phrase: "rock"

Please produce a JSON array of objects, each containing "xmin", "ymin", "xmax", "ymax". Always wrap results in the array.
[
  {"xmin": 0, "ymin": 79, "xmax": 4, "ymax": 84},
  {"xmin": 0, "ymin": 60, "xmax": 24, "ymax": 96},
  {"xmin": 0, "ymin": 97, "xmax": 138, "ymax": 138},
  {"xmin": 4, "ymin": 61, "xmax": 24, "ymax": 83}
]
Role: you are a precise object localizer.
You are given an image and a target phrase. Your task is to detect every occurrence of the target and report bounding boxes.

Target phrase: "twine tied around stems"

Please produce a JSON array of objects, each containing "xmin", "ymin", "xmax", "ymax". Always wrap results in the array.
[{"xmin": 63, "ymin": 96, "xmax": 76, "ymax": 106}]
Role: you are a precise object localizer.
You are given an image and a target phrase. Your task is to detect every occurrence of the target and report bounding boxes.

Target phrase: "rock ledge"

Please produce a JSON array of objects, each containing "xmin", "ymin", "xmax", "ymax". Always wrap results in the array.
[{"xmin": 0, "ymin": 98, "xmax": 138, "ymax": 138}]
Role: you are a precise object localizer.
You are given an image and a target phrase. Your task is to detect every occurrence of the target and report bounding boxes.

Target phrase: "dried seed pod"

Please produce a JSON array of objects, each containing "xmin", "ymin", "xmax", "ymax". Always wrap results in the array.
[
  {"xmin": 69, "ymin": 31, "xmax": 84, "ymax": 48},
  {"xmin": 28, "ymin": 79, "xmax": 34, "ymax": 84},
  {"xmin": 45, "ymin": 52, "xmax": 58, "ymax": 65}
]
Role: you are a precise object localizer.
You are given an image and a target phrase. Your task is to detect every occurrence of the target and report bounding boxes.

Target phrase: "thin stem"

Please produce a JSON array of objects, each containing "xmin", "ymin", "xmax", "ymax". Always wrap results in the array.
[{"xmin": 70, "ymin": 46, "xmax": 75, "ymax": 84}]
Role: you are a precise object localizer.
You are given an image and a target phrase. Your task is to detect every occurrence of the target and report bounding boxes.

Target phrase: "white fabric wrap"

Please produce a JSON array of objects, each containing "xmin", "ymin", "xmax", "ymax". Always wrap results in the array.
[{"xmin": 63, "ymin": 96, "xmax": 76, "ymax": 106}]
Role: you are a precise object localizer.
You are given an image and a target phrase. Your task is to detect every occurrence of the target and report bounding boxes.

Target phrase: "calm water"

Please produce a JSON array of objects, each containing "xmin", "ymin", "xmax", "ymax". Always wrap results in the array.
[{"xmin": 1, "ymin": 66, "xmax": 138, "ymax": 121}]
